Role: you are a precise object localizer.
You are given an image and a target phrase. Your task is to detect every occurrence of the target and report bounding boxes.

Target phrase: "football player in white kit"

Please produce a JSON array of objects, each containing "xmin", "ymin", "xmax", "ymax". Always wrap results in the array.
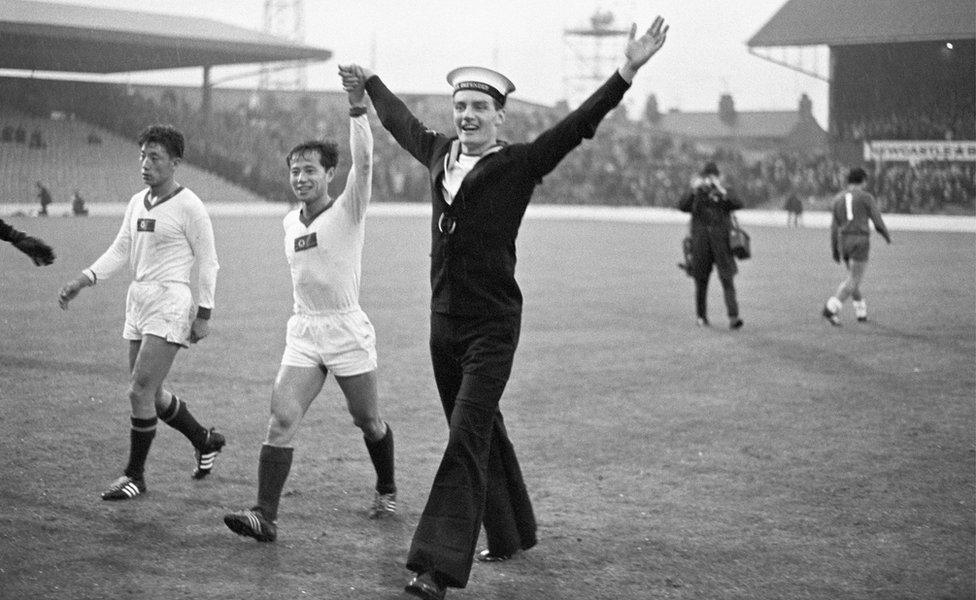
[
  {"xmin": 223, "ymin": 71, "xmax": 396, "ymax": 542},
  {"xmin": 58, "ymin": 124, "xmax": 224, "ymax": 501}
]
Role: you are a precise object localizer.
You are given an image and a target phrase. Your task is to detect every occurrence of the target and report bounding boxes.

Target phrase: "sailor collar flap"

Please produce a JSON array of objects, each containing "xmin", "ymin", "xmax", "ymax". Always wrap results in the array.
[{"xmin": 438, "ymin": 139, "xmax": 505, "ymax": 182}]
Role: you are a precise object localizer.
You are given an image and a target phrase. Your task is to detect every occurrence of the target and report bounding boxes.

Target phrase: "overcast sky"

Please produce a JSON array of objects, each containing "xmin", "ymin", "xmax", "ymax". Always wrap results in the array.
[{"xmin": 36, "ymin": 0, "xmax": 831, "ymax": 125}]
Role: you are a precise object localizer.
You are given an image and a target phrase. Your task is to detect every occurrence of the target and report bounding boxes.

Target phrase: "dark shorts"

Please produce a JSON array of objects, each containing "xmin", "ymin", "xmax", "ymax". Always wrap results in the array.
[{"xmin": 840, "ymin": 235, "xmax": 870, "ymax": 263}]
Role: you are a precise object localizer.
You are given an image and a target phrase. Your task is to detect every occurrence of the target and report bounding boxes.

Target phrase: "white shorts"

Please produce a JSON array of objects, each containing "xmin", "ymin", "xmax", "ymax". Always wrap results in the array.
[
  {"xmin": 281, "ymin": 308, "xmax": 377, "ymax": 377},
  {"xmin": 123, "ymin": 281, "xmax": 194, "ymax": 348}
]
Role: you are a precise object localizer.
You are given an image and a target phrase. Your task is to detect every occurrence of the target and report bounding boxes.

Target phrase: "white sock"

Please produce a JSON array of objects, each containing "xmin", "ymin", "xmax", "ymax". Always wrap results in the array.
[{"xmin": 826, "ymin": 296, "xmax": 843, "ymax": 314}]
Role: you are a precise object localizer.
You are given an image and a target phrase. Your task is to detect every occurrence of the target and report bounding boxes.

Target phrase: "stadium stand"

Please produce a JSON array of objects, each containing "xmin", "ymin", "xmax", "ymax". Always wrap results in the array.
[
  {"xmin": 0, "ymin": 104, "xmax": 268, "ymax": 212},
  {"xmin": 747, "ymin": 0, "xmax": 975, "ymax": 214},
  {"xmin": 2, "ymin": 75, "xmax": 970, "ymax": 214},
  {"xmin": 0, "ymin": 0, "xmax": 972, "ymax": 215},
  {"xmin": 0, "ymin": 0, "xmax": 329, "ymax": 210}
]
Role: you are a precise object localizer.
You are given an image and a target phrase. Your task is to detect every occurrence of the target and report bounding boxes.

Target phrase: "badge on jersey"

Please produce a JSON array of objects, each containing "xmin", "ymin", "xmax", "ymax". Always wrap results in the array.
[
  {"xmin": 137, "ymin": 218, "xmax": 156, "ymax": 232},
  {"xmin": 294, "ymin": 232, "xmax": 318, "ymax": 252}
]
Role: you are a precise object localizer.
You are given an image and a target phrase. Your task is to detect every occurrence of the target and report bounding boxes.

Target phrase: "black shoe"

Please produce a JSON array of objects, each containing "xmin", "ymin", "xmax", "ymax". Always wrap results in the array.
[
  {"xmin": 224, "ymin": 508, "xmax": 277, "ymax": 542},
  {"xmin": 729, "ymin": 318, "xmax": 743, "ymax": 330},
  {"xmin": 404, "ymin": 572, "xmax": 446, "ymax": 600},
  {"xmin": 476, "ymin": 549, "xmax": 517, "ymax": 562},
  {"xmin": 367, "ymin": 491, "xmax": 397, "ymax": 519},
  {"xmin": 822, "ymin": 306, "xmax": 841, "ymax": 327},
  {"xmin": 193, "ymin": 428, "xmax": 226, "ymax": 479},
  {"xmin": 101, "ymin": 475, "xmax": 146, "ymax": 501}
]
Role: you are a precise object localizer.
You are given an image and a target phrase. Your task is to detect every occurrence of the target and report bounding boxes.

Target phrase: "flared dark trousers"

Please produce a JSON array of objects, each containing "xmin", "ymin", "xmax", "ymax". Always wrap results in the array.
[{"xmin": 406, "ymin": 311, "xmax": 537, "ymax": 588}]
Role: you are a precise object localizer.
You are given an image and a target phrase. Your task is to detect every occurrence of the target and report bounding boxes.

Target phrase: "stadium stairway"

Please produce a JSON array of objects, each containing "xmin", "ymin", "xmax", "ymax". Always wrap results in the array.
[{"xmin": 0, "ymin": 108, "xmax": 269, "ymax": 213}]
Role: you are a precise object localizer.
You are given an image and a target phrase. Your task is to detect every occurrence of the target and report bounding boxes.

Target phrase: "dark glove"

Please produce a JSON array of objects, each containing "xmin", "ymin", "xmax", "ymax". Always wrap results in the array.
[{"xmin": 13, "ymin": 236, "xmax": 55, "ymax": 266}]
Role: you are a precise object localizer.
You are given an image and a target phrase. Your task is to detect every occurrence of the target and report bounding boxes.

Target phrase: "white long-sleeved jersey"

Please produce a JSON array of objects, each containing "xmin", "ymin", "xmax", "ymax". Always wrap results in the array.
[
  {"xmin": 284, "ymin": 114, "xmax": 373, "ymax": 315},
  {"xmin": 85, "ymin": 186, "xmax": 219, "ymax": 310}
]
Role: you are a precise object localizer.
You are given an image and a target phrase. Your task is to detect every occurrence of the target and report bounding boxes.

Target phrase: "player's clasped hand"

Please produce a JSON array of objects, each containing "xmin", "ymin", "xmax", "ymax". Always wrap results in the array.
[
  {"xmin": 338, "ymin": 64, "xmax": 364, "ymax": 93},
  {"xmin": 15, "ymin": 236, "xmax": 55, "ymax": 266}
]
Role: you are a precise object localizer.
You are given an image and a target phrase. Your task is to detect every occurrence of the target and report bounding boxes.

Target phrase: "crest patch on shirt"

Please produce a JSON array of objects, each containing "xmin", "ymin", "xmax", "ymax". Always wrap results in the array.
[
  {"xmin": 294, "ymin": 232, "xmax": 318, "ymax": 252},
  {"xmin": 137, "ymin": 218, "xmax": 156, "ymax": 232}
]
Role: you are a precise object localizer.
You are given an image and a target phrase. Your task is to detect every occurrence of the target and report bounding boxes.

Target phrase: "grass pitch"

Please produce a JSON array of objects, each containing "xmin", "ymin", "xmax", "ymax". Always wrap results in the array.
[{"xmin": 1, "ymin": 212, "xmax": 973, "ymax": 600}]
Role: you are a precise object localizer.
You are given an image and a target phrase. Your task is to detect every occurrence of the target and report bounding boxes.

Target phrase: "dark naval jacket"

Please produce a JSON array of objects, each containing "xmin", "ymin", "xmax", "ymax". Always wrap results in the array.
[{"xmin": 365, "ymin": 71, "xmax": 630, "ymax": 316}]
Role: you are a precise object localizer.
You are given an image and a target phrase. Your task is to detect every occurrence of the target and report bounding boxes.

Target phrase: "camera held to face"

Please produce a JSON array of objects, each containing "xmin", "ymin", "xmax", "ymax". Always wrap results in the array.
[{"xmin": 696, "ymin": 176, "xmax": 723, "ymax": 201}]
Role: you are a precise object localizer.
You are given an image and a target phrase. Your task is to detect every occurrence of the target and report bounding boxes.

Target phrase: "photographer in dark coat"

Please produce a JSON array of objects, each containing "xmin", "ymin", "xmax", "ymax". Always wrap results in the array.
[{"xmin": 678, "ymin": 161, "xmax": 744, "ymax": 329}]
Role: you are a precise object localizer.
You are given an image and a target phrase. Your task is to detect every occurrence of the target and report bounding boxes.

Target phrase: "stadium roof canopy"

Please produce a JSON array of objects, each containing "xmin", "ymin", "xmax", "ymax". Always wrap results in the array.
[
  {"xmin": 0, "ymin": 0, "xmax": 331, "ymax": 73},
  {"xmin": 748, "ymin": 0, "xmax": 976, "ymax": 48}
]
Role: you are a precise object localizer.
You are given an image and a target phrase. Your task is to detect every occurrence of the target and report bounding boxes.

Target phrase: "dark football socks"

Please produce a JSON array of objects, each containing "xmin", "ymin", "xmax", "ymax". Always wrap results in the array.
[
  {"xmin": 256, "ymin": 444, "xmax": 293, "ymax": 521},
  {"xmin": 124, "ymin": 416, "xmax": 157, "ymax": 480},
  {"xmin": 157, "ymin": 394, "xmax": 207, "ymax": 450},
  {"xmin": 364, "ymin": 423, "xmax": 396, "ymax": 495}
]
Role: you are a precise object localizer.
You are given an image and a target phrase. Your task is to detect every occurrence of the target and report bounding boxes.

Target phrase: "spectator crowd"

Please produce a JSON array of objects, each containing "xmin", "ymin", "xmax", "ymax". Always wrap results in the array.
[{"xmin": 1, "ymin": 76, "xmax": 972, "ymax": 215}]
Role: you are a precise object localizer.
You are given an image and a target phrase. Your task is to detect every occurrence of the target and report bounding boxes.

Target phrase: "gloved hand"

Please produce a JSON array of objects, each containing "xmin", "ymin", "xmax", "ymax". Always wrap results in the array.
[{"xmin": 14, "ymin": 236, "xmax": 55, "ymax": 266}]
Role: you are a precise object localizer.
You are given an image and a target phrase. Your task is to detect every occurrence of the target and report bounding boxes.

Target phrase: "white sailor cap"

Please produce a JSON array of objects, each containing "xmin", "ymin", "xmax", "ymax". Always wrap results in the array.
[{"xmin": 446, "ymin": 66, "xmax": 516, "ymax": 106}]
